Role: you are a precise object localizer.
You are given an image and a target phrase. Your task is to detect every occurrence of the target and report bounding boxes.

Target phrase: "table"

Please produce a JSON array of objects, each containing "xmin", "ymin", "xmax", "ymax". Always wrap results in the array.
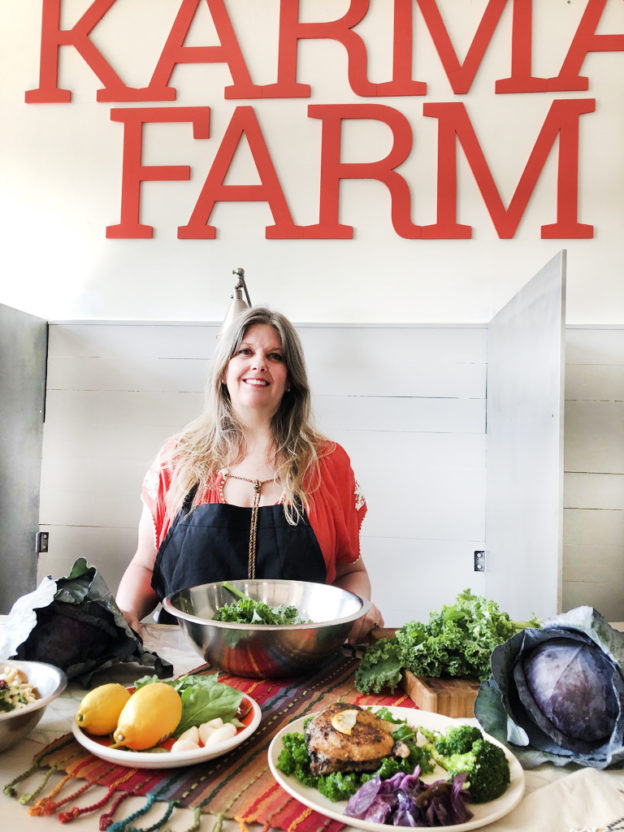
[
  {"xmin": 1, "ymin": 624, "xmax": 623, "ymax": 832},
  {"xmin": 0, "ymin": 624, "xmax": 210, "ymax": 830}
]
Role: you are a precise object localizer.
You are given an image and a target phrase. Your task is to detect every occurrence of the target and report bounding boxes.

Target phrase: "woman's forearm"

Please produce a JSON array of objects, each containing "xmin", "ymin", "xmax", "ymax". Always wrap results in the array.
[
  {"xmin": 116, "ymin": 504, "xmax": 160, "ymax": 631},
  {"xmin": 333, "ymin": 564, "xmax": 371, "ymax": 599},
  {"xmin": 116, "ymin": 562, "xmax": 158, "ymax": 630}
]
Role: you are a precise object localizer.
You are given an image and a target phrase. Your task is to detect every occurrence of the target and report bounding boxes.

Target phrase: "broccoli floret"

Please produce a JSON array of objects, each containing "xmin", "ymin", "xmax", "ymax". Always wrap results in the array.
[
  {"xmin": 422, "ymin": 728, "xmax": 510, "ymax": 803},
  {"xmin": 444, "ymin": 739, "xmax": 510, "ymax": 803},
  {"xmin": 422, "ymin": 724, "xmax": 484, "ymax": 756}
]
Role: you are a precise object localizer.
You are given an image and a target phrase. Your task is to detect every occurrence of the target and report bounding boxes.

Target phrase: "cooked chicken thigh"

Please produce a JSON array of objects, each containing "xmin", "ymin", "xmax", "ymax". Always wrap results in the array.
[{"xmin": 305, "ymin": 703, "xmax": 399, "ymax": 776}]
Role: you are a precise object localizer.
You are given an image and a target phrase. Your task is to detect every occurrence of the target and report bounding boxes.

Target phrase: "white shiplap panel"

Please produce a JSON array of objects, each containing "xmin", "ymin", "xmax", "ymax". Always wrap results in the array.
[
  {"xmin": 562, "ymin": 327, "xmax": 624, "ymax": 619},
  {"xmin": 359, "ymin": 470, "xmax": 484, "ymax": 541},
  {"xmin": 565, "ymin": 363, "xmax": 624, "ymax": 402},
  {"xmin": 307, "ymin": 360, "xmax": 485, "ymax": 398},
  {"xmin": 564, "ymin": 472, "xmax": 624, "ymax": 510},
  {"xmin": 564, "ymin": 401, "xmax": 624, "ymax": 473},
  {"xmin": 563, "ymin": 508, "xmax": 624, "ymax": 547},
  {"xmin": 562, "ymin": 580, "xmax": 624, "ymax": 621},
  {"xmin": 334, "ymin": 430, "xmax": 485, "ymax": 472},
  {"xmin": 312, "ymin": 394, "xmax": 485, "ymax": 435},
  {"xmin": 37, "ymin": 524, "xmax": 137, "ymax": 595},
  {"xmin": 340, "ymin": 432, "xmax": 485, "ymax": 541},
  {"xmin": 300, "ymin": 326, "xmax": 486, "ymax": 397},
  {"xmin": 298, "ymin": 326, "xmax": 487, "ymax": 365},
  {"xmin": 362, "ymin": 537, "xmax": 486, "ymax": 627},
  {"xmin": 40, "ymin": 411, "xmax": 172, "ymax": 473},
  {"xmin": 42, "ymin": 389, "xmax": 203, "ymax": 430},
  {"xmin": 563, "ymin": 543, "xmax": 624, "ymax": 583},
  {"xmin": 50, "ymin": 322, "xmax": 486, "ymax": 362},
  {"xmin": 40, "ymin": 485, "xmax": 143, "ymax": 528},
  {"xmin": 47, "ymin": 356, "xmax": 210, "ymax": 393},
  {"xmin": 565, "ymin": 327, "xmax": 624, "ymax": 365},
  {"xmin": 48, "ymin": 323, "xmax": 221, "ymax": 359}
]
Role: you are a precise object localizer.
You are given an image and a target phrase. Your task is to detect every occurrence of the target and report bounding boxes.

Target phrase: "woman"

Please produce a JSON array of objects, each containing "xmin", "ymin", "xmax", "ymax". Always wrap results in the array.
[{"xmin": 116, "ymin": 306, "xmax": 383, "ymax": 642}]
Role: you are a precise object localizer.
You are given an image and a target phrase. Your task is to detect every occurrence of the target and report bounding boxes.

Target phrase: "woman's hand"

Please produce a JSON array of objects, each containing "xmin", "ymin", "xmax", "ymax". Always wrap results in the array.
[
  {"xmin": 333, "ymin": 557, "xmax": 384, "ymax": 645},
  {"xmin": 347, "ymin": 601, "xmax": 384, "ymax": 645},
  {"xmin": 119, "ymin": 608, "xmax": 144, "ymax": 636}
]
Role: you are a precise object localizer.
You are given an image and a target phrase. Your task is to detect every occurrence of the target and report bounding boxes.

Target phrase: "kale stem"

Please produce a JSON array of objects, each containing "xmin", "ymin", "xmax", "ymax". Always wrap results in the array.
[{"xmin": 221, "ymin": 581, "xmax": 249, "ymax": 601}]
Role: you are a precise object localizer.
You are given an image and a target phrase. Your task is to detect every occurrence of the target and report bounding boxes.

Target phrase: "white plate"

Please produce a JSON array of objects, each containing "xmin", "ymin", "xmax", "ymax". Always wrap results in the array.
[
  {"xmin": 268, "ymin": 706, "xmax": 526, "ymax": 832},
  {"xmin": 73, "ymin": 693, "xmax": 262, "ymax": 769}
]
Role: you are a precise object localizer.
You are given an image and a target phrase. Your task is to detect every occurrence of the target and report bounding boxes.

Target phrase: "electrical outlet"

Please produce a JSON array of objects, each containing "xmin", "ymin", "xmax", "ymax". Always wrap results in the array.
[
  {"xmin": 36, "ymin": 531, "xmax": 49, "ymax": 553},
  {"xmin": 473, "ymin": 550, "xmax": 486, "ymax": 572}
]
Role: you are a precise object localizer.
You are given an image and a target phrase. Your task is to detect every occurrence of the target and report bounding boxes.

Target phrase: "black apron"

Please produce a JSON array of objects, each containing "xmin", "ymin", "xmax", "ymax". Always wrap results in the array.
[{"xmin": 151, "ymin": 495, "xmax": 327, "ymax": 620}]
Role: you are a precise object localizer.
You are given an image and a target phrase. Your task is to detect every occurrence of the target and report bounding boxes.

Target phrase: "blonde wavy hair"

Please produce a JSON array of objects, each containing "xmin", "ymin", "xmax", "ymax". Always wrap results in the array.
[{"xmin": 161, "ymin": 307, "xmax": 329, "ymax": 526}]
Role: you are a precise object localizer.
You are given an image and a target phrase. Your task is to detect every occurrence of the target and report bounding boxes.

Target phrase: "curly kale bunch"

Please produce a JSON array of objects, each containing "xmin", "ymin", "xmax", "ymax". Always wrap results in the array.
[
  {"xmin": 355, "ymin": 589, "xmax": 539, "ymax": 694},
  {"xmin": 213, "ymin": 581, "xmax": 309, "ymax": 625},
  {"xmin": 214, "ymin": 599, "xmax": 304, "ymax": 624}
]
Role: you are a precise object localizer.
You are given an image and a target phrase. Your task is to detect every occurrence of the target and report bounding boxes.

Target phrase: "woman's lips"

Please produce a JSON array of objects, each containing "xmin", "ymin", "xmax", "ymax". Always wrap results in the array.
[{"xmin": 243, "ymin": 378, "xmax": 269, "ymax": 386}]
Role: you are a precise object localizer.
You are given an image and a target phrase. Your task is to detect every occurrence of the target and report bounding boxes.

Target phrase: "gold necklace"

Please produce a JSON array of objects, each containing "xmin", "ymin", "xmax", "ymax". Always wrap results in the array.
[{"xmin": 224, "ymin": 472, "xmax": 275, "ymax": 579}]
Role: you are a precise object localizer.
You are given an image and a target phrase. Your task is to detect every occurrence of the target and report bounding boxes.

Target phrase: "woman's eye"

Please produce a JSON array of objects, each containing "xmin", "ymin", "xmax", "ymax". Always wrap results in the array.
[
  {"xmin": 237, "ymin": 348, "xmax": 252, "ymax": 355},
  {"xmin": 269, "ymin": 353, "xmax": 283, "ymax": 361}
]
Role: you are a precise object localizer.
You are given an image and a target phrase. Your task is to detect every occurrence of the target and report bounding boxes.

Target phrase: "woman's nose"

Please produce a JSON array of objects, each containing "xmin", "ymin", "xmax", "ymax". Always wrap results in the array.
[{"xmin": 252, "ymin": 352, "xmax": 267, "ymax": 371}]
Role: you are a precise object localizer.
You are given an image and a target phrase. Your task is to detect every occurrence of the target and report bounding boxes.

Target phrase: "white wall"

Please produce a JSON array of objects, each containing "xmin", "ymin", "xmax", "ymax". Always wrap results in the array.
[
  {"xmin": 1, "ymin": 1, "xmax": 623, "ymax": 325},
  {"xmin": 563, "ymin": 327, "xmax": 624, "ymax": 620}
]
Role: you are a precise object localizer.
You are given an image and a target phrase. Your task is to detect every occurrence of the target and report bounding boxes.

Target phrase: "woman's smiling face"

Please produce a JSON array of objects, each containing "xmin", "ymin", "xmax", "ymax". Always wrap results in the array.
[{"xmin": 224, "ymin": 324, "xmax": 289, "ymax": 419}]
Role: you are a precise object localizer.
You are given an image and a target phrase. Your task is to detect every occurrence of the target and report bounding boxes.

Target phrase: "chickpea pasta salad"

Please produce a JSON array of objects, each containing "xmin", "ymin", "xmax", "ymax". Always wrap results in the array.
[{"xmin": 0, "ymin": 666, "xmax": 40, "ymax": 713}]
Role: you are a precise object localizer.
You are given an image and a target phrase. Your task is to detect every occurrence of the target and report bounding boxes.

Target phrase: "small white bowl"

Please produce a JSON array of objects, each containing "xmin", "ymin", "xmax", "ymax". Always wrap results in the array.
[{"xmin": 0, "ymin": 660, "xmax": 67, "ymax": 752}]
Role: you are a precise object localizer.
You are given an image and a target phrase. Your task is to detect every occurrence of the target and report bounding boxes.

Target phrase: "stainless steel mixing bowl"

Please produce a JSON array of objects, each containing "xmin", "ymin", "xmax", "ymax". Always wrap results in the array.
[
  {"xmin": 0, "ymin": 660, "xmax": 67, "ymax": 752},
  {"xmin": 162, "ymin": 579, "xmax": 371, "ymax": 678}
]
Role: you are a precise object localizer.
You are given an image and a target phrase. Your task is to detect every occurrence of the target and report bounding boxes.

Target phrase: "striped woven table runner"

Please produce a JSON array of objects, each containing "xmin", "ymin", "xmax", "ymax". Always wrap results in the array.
[{"xmin": 4, "ymin": 653, "xmax": 416, "ymax": 831}]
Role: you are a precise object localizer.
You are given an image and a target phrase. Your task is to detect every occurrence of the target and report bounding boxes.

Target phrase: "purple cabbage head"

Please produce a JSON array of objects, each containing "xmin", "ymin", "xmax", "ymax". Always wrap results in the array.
[{"xmin": 475, "ymin": 607, "xmax": 624, "ymax": 769}]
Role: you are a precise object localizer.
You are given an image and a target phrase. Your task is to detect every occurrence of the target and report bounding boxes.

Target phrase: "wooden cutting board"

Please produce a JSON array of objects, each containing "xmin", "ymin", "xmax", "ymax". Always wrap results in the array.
[{"xmin": 368, "ymin": 628, "xmax": 480, "ymax": 718}]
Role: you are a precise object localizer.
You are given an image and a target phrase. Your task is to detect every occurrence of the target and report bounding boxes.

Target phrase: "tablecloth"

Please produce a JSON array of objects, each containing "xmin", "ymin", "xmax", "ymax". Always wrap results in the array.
[{"xmin": 3, "ymin": 653, "xmax": 415, "ymax": 831}]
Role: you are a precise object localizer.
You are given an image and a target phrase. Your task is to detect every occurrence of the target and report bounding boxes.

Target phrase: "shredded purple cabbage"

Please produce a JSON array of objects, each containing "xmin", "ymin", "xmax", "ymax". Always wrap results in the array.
[{"xmin": 345, "ymin": 767, "xmax": 472, "ymax": 827}]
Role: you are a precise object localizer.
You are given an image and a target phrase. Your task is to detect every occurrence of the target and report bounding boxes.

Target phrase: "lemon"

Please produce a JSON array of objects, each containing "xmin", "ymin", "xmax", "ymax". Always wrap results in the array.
[
  {"xmin": 113, "ymin": 682, "xmax": 182, "ymax": 750},
  {"xmin": 331, "ymin": 708, "xmax": 359, "ymax": 735},
  {"xmin": 75, "ymin": 683, "xmax": 131, "ymax": 736}
]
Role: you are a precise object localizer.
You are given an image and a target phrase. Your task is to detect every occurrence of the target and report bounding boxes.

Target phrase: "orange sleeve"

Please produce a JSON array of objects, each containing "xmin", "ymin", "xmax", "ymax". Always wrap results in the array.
[
  {"xmin": 307, "ymin": 443, "xmax": 367, "ymax": 584},
  {"xmin": 140, "ymin": 443, "xmax": 175, "ymax": 549}
]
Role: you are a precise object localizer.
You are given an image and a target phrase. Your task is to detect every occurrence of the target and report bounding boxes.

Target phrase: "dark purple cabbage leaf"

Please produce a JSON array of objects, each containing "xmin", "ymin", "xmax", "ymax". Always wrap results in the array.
[
  {"xmin": 474, "ymin": 606, "xmax": 624, "ymax": 769},
  {"xmin": 0, "ymin": 558, "xmax": 172, "ymax": 686},
  {"xmin": 345, "ymin": 766, "xmax": 472, "ymax": 827}
]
